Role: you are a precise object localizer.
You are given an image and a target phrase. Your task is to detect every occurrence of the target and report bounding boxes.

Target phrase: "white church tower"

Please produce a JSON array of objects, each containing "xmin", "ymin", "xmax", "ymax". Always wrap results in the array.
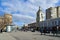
[{"xmin": 36, "ymin": 6, "xmax": 45, "ymax": 27}]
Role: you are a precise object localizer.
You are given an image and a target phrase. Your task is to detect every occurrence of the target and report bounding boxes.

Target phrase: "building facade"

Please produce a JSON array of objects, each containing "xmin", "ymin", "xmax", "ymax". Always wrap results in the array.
[
  {"xmin": 4, "ymin": 13, "xmax": 12, "ymax": 25},
  {"xmin": 0, "ymin": 13, "xmax": 12, "ymax": 31},
  {"xmin": 46, "ymin": 6, "xmax": 60, "ymax": 19},
  {"xmin": 28, "ymin": 22, "xmax": 36, "ymax": 28},
  {"xmin": 28, "ymin": 22, "xmax": 37, "ymax": 30},
  {"xmin": 0, "ymin": 17, "xmax": 4, "ymax": 30},
  {"xmin": 57, "ymin": 6, "xmax": 60, "ymax": 17}
]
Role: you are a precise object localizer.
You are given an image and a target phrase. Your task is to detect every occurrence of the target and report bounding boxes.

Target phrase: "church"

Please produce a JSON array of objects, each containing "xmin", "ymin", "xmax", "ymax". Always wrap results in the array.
[
  {"xmin": 36, "ymin": 6, "xmax": 45, "ymax": 27},
  {"xmin": 28, "ymin": 6, "xmax": 45, "ymax": 31}
]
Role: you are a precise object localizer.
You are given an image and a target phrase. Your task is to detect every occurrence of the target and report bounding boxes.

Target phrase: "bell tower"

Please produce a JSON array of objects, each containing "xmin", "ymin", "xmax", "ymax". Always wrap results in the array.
[
  {"xmin": 36, "ymin": 6, "xmax": 44, "ymax": 27},
  {"xmin": 36, "ymin": 6, "xmax": 41, "ymax": 23}
]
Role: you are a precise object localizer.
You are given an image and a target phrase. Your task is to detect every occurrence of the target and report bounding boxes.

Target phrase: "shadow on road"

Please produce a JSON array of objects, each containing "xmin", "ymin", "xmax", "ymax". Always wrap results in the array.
[
  {"xmin": 44, "ymin": 34, "xmax": 60, "ymax": 38},
  {"xmin": 33, "ymin": 34, "xmax": 60, "ymax": 38}
]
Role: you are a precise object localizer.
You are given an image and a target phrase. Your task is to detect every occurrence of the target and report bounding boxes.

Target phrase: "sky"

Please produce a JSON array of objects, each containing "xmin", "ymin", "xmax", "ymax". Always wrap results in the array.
[{"xmin": 0, "ymin": 0, "xmax": 60, "ymax": 26}]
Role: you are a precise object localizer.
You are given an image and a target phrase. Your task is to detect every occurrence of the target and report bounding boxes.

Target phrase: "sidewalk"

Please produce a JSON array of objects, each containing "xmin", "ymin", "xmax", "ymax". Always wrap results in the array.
[{"xmin": 0, "ymin": 32, "xmax": 16, "ymax": 40}]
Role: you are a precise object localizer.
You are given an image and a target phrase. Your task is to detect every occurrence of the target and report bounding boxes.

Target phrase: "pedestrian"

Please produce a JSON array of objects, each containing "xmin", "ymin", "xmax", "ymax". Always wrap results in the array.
[{"xmin": 40, "ymin": 27, "xmax": 43, "ymax": 35}]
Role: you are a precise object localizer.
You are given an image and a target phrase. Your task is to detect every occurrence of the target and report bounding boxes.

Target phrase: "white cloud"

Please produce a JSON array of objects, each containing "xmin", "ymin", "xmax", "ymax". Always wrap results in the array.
[
  {"xmin": 29, "ymin": 0, "xmax": 59, "ymax": 10},
  {"xmin": 13, "ymin": 14, "xmax": 36, "ymax": 24},
  {"xmin": 0, "ymin": 0, "xmax": 59, "ymax": 26}
]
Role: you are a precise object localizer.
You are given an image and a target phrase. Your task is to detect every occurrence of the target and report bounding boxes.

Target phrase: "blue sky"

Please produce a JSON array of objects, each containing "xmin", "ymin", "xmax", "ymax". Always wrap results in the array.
[{"xmin": 0, "ymin": 0, "xmax": 60, "ymax": 26}]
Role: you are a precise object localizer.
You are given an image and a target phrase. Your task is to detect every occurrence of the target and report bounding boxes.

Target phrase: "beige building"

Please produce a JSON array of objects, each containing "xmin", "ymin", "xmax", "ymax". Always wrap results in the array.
[
  {"xmin": 46, "ymin": 6, "xmax": 60, "ymax": 19},
  {"xmin": 4, "ymin": 13, "xmax": 12, "ymax": 25},
  {"xmin": 0, "ymin": 13, "xmax": 12, "ymax": 31},
  {"xmin": 57, "ymin": 6, "xmax": 60, "ymax": 17},
  {"xmin": 0, "ymin": 17, "xmax": 4, "ymax": 30}
]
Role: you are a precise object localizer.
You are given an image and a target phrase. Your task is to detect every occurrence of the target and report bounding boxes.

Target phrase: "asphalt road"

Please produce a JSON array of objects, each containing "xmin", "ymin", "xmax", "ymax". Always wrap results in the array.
[{"xmin": 0, "ymin": 31, "xmax": 60, "ymax": 40}]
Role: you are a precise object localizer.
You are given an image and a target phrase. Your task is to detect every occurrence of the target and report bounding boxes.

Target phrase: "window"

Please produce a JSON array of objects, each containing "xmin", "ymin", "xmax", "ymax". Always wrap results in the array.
[
  {"xmin": 51, "ymin": 21, "xmax": 54, "ymax": 26},
  {"xmin": 44, "ymin": 22, "xmax": 47, "ymax": 27},
  {"xmin": 54, "ymin": 21, "xmax": 57, "ymax": 25},
  {"xmin": 58, "ymin": 21, "xmax": 60, "ymax": 25}
]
